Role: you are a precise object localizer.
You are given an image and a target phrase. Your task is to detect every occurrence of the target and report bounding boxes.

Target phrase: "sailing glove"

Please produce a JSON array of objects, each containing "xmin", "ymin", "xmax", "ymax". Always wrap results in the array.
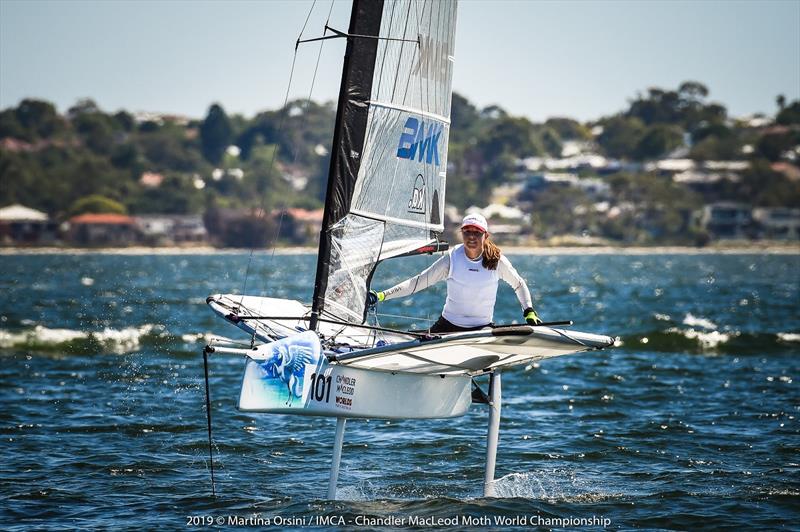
[
  {"xmin": 524, "ymin": 307, "xmax": 542, "ymax": 325},
  {"xmin": 367, "ymin": 290, "xmax": 385, "ymax": 306}
]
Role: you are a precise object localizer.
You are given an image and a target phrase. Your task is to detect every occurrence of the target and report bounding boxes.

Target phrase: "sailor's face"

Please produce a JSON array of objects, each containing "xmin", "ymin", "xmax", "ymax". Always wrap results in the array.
[{"xmin": 461, "ymin": 229, "xmax": 485, "ymax": 257}]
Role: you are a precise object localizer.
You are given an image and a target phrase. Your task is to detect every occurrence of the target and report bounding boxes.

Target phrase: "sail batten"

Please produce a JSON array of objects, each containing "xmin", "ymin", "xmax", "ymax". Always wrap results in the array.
[
  {"xmin": 312, "ymin": 0, "xmax": 458, "ymax": 326},
  {"xmin": 367, "ymin": 100, "xmax": 451, "ymax": 124}
]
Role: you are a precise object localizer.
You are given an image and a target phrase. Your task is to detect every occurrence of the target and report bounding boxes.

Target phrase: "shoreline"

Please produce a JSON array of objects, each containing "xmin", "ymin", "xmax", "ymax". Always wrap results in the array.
[{"xmin": 2, "ymin": 243, "xmax": 799, "ymax": 255}]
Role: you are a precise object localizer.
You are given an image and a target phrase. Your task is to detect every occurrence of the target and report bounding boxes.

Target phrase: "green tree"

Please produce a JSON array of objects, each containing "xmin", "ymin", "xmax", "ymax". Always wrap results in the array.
[
  {"xmin": 776, "ymin": 100, "xmax": 800, "ymax": 125},
  {"xmin": 450, "ymin": 92, "xmax": 480, "ymax": 144},
  {"xmin": 200, "ymin": 103, "xmax": 233, "ymax": 164},
  {"xmin": 68, "ymin": 194, "xmax": 127, "ymax": 216},
  {"xmin": 596, "ymin": 115, "xmax": 645, "ymax": 158},
  {"xmin": 477, "ymin": 116, "xmax": 538, "ymax": 160},
  {"xmin": 127, "ymin": 174, "xmax": 203, "ymax": 214},
  {"xmin": 544, "ymin": 117, "xmax": 590, "ymax": 140},
  {"xmin": 756, "ymin": 130, "xmax": 799, "ymax": 161},
  {"xmin": 634, "ymin": 124, "xmax": 683, "ymax": 160},
  {"xmin": 17, "ymin": 99, "xmax": 64, "ymax": 138},
  {"xmin": 114, "ymin": 111, "xmax": 135, "ymax": 132},
  {"xmin": 0, "ymin": 109, "xmax": 26, "ymax": 139}
]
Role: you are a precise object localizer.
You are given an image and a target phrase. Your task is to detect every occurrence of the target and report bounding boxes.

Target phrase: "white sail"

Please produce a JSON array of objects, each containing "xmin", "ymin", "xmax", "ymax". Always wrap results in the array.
[{"xmin": 314, "ymin": 0, "xmax": 458, "ymax": 324}]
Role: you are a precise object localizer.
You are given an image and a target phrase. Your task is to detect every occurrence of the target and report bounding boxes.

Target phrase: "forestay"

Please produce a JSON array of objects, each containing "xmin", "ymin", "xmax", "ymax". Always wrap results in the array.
[{"xmin": 312, "ymin": 0, "xmax": 457, "ymax": 325}]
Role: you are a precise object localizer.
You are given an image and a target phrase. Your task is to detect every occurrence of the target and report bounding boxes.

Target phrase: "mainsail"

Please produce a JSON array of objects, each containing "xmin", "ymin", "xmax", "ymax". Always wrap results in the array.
[{"xmin": 311, "ymin": 0, "xmax": 458, "ymax": 326}]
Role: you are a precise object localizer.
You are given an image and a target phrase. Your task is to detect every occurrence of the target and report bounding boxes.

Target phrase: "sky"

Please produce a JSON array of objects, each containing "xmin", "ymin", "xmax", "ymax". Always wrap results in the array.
[{"xmin": 1, "ymin": 0, "xmax": 798, "ymax": 123}]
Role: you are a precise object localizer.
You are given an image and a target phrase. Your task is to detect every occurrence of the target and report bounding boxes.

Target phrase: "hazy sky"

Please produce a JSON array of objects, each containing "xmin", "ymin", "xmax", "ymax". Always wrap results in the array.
[{"xmin": 1, "ymin": 0, "xmax": 798, "ymax": 123}]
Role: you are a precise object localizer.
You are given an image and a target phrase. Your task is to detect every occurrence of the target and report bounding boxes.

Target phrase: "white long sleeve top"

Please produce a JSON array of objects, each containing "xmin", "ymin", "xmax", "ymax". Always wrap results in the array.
[{"xmin": 382, "ymin": 245, "xmax": 533, "ymax": 327}]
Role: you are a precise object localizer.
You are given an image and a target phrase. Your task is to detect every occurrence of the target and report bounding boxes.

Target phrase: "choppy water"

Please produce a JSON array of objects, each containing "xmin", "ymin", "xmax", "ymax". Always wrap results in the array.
[{"xmin": 1, "ymin": 252, "xmax": 798, "ymax": 530}]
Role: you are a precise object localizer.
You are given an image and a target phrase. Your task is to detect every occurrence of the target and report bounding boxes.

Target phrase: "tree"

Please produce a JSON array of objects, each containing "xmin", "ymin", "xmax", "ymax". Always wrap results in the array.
[
  {"xmin": 634, "ymin": 124, "xmax": 683, "ymax": 160},
  {"xmin": 200, "ymin": 103, "xmax": 233, "ymax": 164},
  {"xmin": 114, "ymin": 111, "xmax": 135, "ymax": 132},
  {"xmin": 544, "ymin": 117, "xmax": 590, "ymax": 140},
  {"xmin": 68, "ymin": 194, "xmax": 127, "ymax": 216},
  {"xmin": 678, "ymin": 81, "xmax": 709, "ymax": 101},
  {"xmin": 539, "ymin": 127, "xmax": 563, "ymax": 157},
  {"xmin": 0, "ymin": 109, "xmax": 26, "ymax": 139},
  {"xmin": 12, "ymin": 99, "xmax": 65, "ymax": 139},
  {"xmin": 756, "ymin": 130, "xmax": 799, "ymax": 161},
  {"xmin": 721, "ymin": 160, "xmax": 800, "ymax": 207},
  {"xmin": 596, "ymin": 115, "xmax": 645, "ymax": 158},
  {"xmin": 776, "ymin": 100, "xmax": 800, "ymax": 125},
  {"xmin": 67, "ymin": 98, "xmax": 101, "ymax": 119},
  {"xmin": 477, "ymin": 116, "xmax": 538, "ymax": 161},
  {"xmin": 450, "ymin": 92, "xmax": 480, "ymax": 144}
]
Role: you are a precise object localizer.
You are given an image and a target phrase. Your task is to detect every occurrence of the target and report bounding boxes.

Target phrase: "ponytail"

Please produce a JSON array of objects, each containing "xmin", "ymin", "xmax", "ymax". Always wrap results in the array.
[{"xmin": 482, "ymin": 236, "xmax": 501, "ymax": 270}]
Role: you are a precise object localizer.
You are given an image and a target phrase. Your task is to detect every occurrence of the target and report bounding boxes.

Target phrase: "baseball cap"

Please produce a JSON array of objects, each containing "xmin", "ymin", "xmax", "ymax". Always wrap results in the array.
[{"xmin": 460, "ymin": 213, "xmax": 488, "ymax": 233}]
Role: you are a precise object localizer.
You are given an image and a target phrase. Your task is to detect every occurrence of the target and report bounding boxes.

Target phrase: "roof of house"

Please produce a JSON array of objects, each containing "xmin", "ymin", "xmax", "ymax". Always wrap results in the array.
[
  {"xmin": 282, "ymin": 208, "xmax": 324, "ymax": 222},
  {"xmin": 0, "ymin": 204, "xmax": 49, "ymax": 222},
  {"xmin": 69, "ymin": 213, "xmax": 137, "ymax": 225}
]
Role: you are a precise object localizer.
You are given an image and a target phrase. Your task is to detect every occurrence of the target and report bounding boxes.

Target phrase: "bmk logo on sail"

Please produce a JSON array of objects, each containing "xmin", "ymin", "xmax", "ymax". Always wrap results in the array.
[
  {"xmin": 408, "ymin": 174, "xmax": 426, "ymax": 214},
  {"xmin": 396, "ymin": 117, "xmax": 442, "ymax": 165}
]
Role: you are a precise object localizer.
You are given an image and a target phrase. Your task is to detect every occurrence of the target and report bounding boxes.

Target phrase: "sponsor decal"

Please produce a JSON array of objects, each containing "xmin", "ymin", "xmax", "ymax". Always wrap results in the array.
[
  {"xmin": 408, "ymin": 174, "xmax": 426, "ymax": 214},
  {"xmin": 334, "ymin": 374, "xmax": 356, "ymax": 411},
  {"xmin": 396, "ymin": 117, "xmax": 442, "ymax": 165}
]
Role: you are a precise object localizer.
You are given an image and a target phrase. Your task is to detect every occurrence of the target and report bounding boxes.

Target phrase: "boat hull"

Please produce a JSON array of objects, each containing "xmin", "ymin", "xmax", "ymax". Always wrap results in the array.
[{"xmin": 238, "ymin": 358, "xmax": 472, "ymax": 419}]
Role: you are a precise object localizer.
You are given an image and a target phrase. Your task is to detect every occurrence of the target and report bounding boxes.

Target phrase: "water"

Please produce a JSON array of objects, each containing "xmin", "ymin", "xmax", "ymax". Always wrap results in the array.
[{"xmin": 1, "ymin": 252, "xmax": 798, "ymax": 529}]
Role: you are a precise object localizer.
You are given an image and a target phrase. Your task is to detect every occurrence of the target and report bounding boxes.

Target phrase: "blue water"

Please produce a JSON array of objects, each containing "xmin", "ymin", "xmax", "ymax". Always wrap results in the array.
[{"xmin": 1, "ymin": 252, "xmax": 798, "ymax": 530}]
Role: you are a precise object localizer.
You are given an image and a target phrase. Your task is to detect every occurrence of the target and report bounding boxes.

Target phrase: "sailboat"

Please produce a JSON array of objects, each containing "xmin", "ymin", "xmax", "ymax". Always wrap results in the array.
[{"xmin": 203, "ymin": 0, "xmax": 613, "ymax": 499}]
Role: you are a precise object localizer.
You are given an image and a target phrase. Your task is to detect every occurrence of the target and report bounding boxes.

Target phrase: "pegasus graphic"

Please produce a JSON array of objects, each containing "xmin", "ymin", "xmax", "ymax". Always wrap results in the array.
[{"xmin": 257, "ymin": 340, "xmax": 320, "ymax": 406}]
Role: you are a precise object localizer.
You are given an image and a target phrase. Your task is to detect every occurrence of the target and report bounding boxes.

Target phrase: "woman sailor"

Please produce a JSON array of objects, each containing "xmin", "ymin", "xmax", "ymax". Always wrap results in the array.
[{"xmin": 368, "ymin": 213, "xmax": 541, "ymax": 333}]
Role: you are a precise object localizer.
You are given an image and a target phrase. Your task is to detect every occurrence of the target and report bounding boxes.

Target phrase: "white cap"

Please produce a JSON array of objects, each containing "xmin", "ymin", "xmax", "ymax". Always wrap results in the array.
[{"xmin": 460, "ymin": 213, "xmax": 489, "ymax": 233}]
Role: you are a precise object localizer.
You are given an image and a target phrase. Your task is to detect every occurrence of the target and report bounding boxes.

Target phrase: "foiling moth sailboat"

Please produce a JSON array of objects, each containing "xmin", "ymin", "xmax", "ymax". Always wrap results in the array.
[{"xmin": 202, "ymin": 0, "xmax": 613, "ymax": 499}]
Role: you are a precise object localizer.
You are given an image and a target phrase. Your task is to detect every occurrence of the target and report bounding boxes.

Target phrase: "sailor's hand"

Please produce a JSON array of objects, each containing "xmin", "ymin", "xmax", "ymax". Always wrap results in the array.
[
  {"xmin": 367, "ymin": 290, "xmax": 385, "ymax": 306},
  {"xmin": 524, "ymin": 307, "xmax": 542, "ymax": 325}
]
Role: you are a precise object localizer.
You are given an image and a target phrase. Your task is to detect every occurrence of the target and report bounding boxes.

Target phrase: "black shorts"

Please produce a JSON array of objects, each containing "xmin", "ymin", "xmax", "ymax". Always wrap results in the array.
[{"xmin": 429, "ymin": 315, "xmax": 492, "ymax": 333}]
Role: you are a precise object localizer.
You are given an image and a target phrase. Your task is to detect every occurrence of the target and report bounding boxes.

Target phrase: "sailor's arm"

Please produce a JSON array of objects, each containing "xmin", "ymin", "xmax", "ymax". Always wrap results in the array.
[
  {"xmin": 497, "ymin": 255, "xmax": 534, "ymax": 310},
  {"xmin": 380, "ymin": 254, "xmax": 449, "ymax": 301}
]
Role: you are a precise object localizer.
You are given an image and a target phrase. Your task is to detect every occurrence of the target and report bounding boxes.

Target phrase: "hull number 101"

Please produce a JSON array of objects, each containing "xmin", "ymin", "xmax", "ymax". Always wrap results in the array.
[{"xmin": 308, "ymin": 372, "xmax": 332, "ymax": 403}]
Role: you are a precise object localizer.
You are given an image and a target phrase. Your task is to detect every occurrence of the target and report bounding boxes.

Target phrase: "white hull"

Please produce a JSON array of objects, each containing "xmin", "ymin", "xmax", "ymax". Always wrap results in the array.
[{"xmin": 239, "ymin": 357, "xmax": 471, "ymax": 419}]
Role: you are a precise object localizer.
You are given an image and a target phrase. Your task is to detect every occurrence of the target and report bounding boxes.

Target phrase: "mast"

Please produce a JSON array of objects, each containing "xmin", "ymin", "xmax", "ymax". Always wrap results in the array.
[{"xmin": 310, "ymin": 0, "xmax": 384, "ymax": 331}]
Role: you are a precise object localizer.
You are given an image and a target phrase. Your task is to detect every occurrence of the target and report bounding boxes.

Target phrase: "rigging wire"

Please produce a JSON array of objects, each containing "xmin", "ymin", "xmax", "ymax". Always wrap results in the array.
[
  {"xmin": 259, "ymin": 2, "xmax": 335, "ymax": 300},
  {"xmin": 239, "ymin": 0, "xmax": 326, "ymax": 302}
]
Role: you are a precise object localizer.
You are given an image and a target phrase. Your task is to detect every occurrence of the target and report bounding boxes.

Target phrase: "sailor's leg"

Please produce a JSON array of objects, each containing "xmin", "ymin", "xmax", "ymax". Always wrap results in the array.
[
  {"xmin": 327, "ymin": 417, "xmax": 347, "ymax": 500},
  {"xmin": 483, "ymin": 370, "xmax": 502, "ymax": 497}
]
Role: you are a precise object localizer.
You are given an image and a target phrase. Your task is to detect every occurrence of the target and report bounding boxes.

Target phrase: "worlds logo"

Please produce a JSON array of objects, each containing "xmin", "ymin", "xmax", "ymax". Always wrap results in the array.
[
  {"xmin": 408, "ymin": 174, "xmax": 426, "ymax": 214},
  {"xmin": 396, "ymin": 117, "xmax": 442, "ymax": 165}
]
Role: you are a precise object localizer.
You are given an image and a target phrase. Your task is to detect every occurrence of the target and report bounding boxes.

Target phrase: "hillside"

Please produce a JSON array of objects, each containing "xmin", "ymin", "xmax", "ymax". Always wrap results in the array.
[{"xmin": 1, "ymin": 81, "xmax": 798, "ymax": 245}]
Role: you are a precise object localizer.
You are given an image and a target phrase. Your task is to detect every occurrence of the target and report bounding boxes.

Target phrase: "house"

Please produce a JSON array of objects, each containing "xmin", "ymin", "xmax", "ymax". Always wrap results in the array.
[
  {"xmin": 66, "ymin": 213, "xmax": 141, "ymax": 246},
  {"xmin": 275, "ymin": 208, "xmax": 324, "ymax": 244},
  {"xmin": 135, "ymin": 215, "xmax": 208, "ymax": 245},
  {"xmin": 752, "ymin": 208, "xmax": 800, "ymax": 240},
  {"xmin": 466, "ymin": 203, "xmax": 527, "ymax": 222},
  {"xmin": 521, "ymin": 173, "xmax": 610, "ymax": 199},
  {"xmin": 139, "ymin": 172, "xmax": 165, "ymax": 188},
  {"xmin": 699, "ymin": 202, "xmax": 753, "ymax": 239},
  {"xmin": 0, "ymin": 204, "xmax": 57, "ymax": 244}
]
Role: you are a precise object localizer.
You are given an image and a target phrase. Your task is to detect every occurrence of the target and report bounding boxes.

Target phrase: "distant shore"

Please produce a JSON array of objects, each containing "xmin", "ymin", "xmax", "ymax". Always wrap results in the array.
[{"xmin": 2, "ymin": 242, "xmax": 798, "ymax": 255}]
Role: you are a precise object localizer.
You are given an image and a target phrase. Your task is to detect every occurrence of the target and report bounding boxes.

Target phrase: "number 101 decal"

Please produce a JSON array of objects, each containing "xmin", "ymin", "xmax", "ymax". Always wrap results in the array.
[{"xmin": 308, "ymin": 372, "xmax": 332, "ymax": 403}]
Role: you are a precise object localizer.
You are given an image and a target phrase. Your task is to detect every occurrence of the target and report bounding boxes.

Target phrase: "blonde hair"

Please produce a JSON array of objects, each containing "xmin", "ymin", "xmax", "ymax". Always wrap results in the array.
[{"xmin": 482, "ymin": 236, "xmax": 501, "ymax": 270}]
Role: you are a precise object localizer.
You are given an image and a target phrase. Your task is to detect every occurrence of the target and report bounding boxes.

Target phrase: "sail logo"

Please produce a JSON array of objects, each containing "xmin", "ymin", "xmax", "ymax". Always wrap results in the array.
[
  {"xmin": 396, "ymin": 117, "xmax": 442, "ymax": 165},
  {"xmin": 408, "ymin": 174, "xmax": 426, "ymax": 214}
]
